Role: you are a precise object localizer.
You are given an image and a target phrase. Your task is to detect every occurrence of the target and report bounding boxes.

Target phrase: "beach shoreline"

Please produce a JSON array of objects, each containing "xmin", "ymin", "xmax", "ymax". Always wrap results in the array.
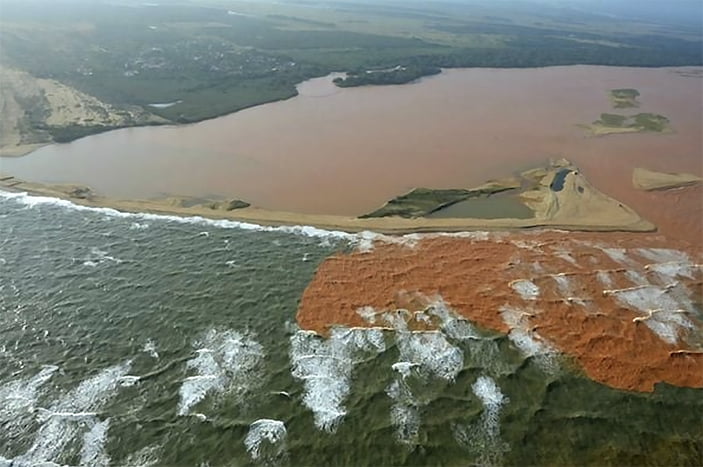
[{"xmin": 0, "ymin": 174, "xmax": 656, "ymax": 235}]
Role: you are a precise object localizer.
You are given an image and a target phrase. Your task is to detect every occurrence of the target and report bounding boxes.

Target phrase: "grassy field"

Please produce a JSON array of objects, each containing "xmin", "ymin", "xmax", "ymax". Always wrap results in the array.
[{"xmin": 1, "ymin": 0, "xmax": 701, "ymax": 143}]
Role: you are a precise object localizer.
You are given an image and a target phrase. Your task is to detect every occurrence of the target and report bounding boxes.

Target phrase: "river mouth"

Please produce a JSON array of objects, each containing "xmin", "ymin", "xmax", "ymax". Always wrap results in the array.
[{"xmin": 2, "ymin": 66, "xmax": 701, "ymax": 240}]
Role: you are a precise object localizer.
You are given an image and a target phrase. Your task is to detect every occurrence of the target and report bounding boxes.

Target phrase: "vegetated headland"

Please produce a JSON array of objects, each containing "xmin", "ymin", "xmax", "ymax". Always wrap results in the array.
[{"xmin": 0, "ymin": 0, "xmax": 701, "ymax": 156}]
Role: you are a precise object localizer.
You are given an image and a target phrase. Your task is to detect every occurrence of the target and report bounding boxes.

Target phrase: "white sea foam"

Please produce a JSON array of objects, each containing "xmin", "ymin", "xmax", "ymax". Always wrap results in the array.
[
  {"xmin": 0, "ymin": 365, "xmax": 58, "ymax": 439},
  {"xmin": 178, "ymin": 329, "xmax": 264, "ymax": 415},
  {"xmin": 425, "ymin": 299, "xmax": 481, "ymax": 341},
  {"xmin": 552, "ymin": 247, "xmax": 579, "ymax": 267},
  {"xmin": 386, "ymin": 326, "xmax": 464, "ymax": 445},
  {"xmin": 244, "ymin": 419, "xmax": 287, "ymax": 461},
  {"xmin": 647, "ymin": 262, "xmax": 698, "ymax": 280},
  {"xmin": 625, "ymin": 270, "xmax": 649, "ymax": 286},
  {"xmin": 600, "ymin": 247, "xmax": 634, "ymax": 266},
  {"xmin": 636, "ymin": 248, "xmax": 690, "ymax": 264},
  {"xmin": 472, "ymin": 376, "xmax": 507, "ymax": 409},
  {"xmin": 0, "ymin": 190, "xmax": 354, "ymax": 242},
  {"xmin": 508, "ymin": 329, "xmax": 559, "ymax": 373},
  {"xmin": 510, "ymin": 279, "xmax": 540, "ymax": 301},
  {"xmin": 396, "ymin": 331, "xmax": 464, "ymax": 381},
  {"xmin": 356, "ymin": 306, "xmax": 378, "ymax": 324},
  {"xmin": 386, "ymin": 378, "xmax": 421, "ymax": 445},
  {"xmin": 612, "ymin": 286, "xmax": 694, "ymax": 344},
  {"xmin": 511, "ymin": 239, "xmax": 542, "ymax": 251},
  {"xmin": 289, "ymin": 328, "xmax": 385, "ymax": 432},
  {"xmin": 500, "ymin": 306, "xmax": 558, "ymax": 373},
  {"xmin": 391, "ymin": 361, "xmax": 419, "ymax": 379},
  {"xmin": 13, "ymin": 361, "xmax": 131, "ymax": 466},
  {"xmin": 453, "ymin": 376, "xmax": 509, "ymax": 466},
  {"xmin": 79, "ymin": 419, "xmax": 110, "ymax": 467},
  {"xmin": 143, "ymin": 339, "xmax": 159, "ymax": 359},
  {"xmin": 122, "ymin": 445, "xmax": 162, "ymax": 467},
  {"xmin": 389, "ymin": 400, "xmax": 421, "ymax": 445},
  {"xmin": 551, "ymin": 274, "xmax": 571, "ymax": 295},
  {"xmin": 122, "ymin": 445, "xmax": 161, "ymax": 467},
  {"xmin": 596, "ymin": 270, "xmax": 614, "ymax": 288}
]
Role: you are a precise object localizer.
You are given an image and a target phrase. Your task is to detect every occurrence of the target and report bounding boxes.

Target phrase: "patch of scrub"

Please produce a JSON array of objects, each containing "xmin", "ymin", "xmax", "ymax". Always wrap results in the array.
[
  {"xmin": 178, "ymin": 329, "xmax": 264, "ymax": 416},
  {"xmin": 12, "ymin": 362, "xmax": 131, "ymax": 466},
  {"xmin": 289, "ymin": 327, "xmax": 385, "ymax": 432},
  {"xmin": 244, "ymin": 419, "xmax": 287, "ymax": 462},
  {"xmin": 453, "ymin": 375, "xmax": 509, "ymax": 466}
]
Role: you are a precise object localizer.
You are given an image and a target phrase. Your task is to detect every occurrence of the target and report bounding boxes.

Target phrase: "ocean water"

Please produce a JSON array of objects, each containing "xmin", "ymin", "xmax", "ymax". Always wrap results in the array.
[{"xmin": 1, "ymin": 192, "xmax": 702, "ymax": 466}]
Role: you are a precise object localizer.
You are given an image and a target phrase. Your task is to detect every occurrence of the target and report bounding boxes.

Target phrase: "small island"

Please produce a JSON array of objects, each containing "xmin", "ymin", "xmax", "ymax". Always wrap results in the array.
[
  {"xmin": 633, "ymin": 167, "xmax": 702, "ymax": 191},
  {"xmin": 609, "ymin": 88, "xmax": 640, "ymax": 108},
  {"xmin": 583, "ymin": 112, "xmax": 672, "ymax": 136}
]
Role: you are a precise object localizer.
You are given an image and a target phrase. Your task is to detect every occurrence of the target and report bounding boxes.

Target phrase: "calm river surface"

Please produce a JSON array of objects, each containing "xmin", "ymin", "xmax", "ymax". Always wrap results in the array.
[{"xmin": 2, "ymin": 67, "xmax": 701, "ymax": 226}]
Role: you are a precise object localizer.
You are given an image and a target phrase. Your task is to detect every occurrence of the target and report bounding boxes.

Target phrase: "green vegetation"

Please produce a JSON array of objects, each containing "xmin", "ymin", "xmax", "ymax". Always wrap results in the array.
[
  {"xmin": 610, "ymin": 88, "xmax": 640, "ymax": 108},
  {"xmin": 361, "ymin": 185, "xmax": 516, "ymax": 218},
  {"xmin": 1, "ymin": 0, "xmax": 700, "ymax": 131},
  {"xmin": 588, "ymin": 112, "xmax": 671, "ymax": 135},
  {"xmin": 334, "ymin": 65, "xmax": 441, "ymax": 87}
]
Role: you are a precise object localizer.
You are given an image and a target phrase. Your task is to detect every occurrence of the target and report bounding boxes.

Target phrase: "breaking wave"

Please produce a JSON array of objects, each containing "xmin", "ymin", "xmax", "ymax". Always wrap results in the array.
[
  {"xmin": 289, "ymin": 327, "xmax": 385, "ymax": 432},
  {"xmin": 453, "ymin": 375, "xmax": 509, "ymax": 466},
  {"xmin": 7, "ymin": 361, "xmax": 131, "ymax": 466},
  {"xmin": 244, "ymin": 419, "xmax": 287, "ymax": 462},
  {"xmin": 178, "ymin": 329, "xmax": 264, "ymax": 415}
]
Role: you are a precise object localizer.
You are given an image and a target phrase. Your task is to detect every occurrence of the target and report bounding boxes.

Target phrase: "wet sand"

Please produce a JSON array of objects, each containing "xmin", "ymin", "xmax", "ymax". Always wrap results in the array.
[
  {"xmin": 1, "ymin": 66, "xmax": 701, "ymax": 242},
  {"xmin": 297, "ymin": 232, "xmax": 703, "ymax": 392}
]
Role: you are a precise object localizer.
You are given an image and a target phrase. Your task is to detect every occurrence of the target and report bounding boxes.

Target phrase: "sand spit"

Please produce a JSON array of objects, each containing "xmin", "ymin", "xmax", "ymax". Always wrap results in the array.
[
  {"xmin": 296, "ymin": 232, "xmax": 703, "ymax": 392},
  {"xmin": 633, "ymin": 167, "xmax": 703, "ymax": 191},
  {"xmin": 0, "ymin": 164, "xmax": 655, "ymax": 234}
]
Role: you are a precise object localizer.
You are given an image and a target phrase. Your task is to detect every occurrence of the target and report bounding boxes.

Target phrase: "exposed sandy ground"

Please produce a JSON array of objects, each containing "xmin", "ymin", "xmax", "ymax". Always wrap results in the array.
[
  {"xmin": 0, "ymin": 165, "xmax": 656, "ymax": 234},
  {"xmin": 297, "ymin": 232, "xmax": 703, "ymax": 392},
  {"xmin": 0, "ymin": 67, "xmax": 166, "ymax": 156},
  {"xmin": 633, "ymin": 167, "xmax": 703, "ymax": 191}
]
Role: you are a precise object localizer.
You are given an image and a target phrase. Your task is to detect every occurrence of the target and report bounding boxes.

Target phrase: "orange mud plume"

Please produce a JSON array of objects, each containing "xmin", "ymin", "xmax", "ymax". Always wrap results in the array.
[{"xmin": 297, "ymin": 232, "xmax": 703, "ymax": 392}]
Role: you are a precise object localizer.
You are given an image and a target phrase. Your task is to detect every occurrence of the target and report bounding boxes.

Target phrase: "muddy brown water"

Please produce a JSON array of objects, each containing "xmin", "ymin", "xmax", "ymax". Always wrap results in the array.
[{"xmin": 2, "ymin": 66, "xmax": 701, "ymax": 241}]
